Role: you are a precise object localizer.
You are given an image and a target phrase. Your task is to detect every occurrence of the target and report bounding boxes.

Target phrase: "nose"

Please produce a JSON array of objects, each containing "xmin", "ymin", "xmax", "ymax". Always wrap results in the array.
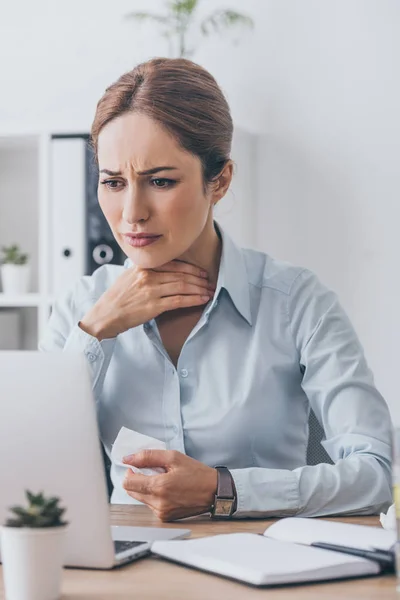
[{"xmin": 122, "ymin": 186, "xmax": 149, "ymax": 225}]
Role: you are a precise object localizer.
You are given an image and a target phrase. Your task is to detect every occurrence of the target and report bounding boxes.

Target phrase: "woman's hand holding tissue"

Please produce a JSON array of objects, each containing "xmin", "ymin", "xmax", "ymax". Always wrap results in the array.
[{"xmin": 122, "ymin": 449, "xmax": 218, "ymax": 521}]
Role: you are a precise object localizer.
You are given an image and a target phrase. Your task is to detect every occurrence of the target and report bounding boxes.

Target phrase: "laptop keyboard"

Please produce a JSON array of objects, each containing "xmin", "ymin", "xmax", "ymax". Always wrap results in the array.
[{"xmin": 114, "ymin": 540, "xmax": 148, "ymax": 555}]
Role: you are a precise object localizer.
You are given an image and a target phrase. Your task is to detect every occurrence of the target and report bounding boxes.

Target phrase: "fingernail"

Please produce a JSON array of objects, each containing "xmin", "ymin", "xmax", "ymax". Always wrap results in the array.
[
  {"xmin": 123, "ymin": 455, "xmax": 134, "ymax": 463},
  {"xmin": 201, "ymin": 295, "xmax": 210, "ymax": 301}
]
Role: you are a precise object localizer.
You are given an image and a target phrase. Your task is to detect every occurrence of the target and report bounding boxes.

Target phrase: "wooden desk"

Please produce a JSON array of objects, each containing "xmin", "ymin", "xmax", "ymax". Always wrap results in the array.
[{"xmin": 0, "ymin": 506, "xmax": 397, "ymax": 599}]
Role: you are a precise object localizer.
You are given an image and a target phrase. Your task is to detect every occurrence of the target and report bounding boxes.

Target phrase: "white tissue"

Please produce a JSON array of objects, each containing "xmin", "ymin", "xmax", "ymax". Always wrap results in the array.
[
  {"xmin": 380, "ymin": 503, "xmax": 397, "ymax": 531},
  {"xmin": 111, "ymin": 426, "xmax": 167, "ymax": 476}
]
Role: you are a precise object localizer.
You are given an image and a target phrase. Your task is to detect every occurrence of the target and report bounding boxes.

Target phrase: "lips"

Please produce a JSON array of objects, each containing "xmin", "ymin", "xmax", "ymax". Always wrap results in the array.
[{"xmin": 122, "ymin": 233, "xmax": 162, "ymax": 248}]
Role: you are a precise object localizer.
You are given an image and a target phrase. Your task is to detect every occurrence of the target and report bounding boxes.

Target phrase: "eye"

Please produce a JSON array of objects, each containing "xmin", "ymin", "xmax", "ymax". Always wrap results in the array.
[
  {"xmin": 100, "ymin": 179, "xmax": 124, "ymax": 190},
  {"xmin": 150, "ymin": 178, "xmax": 176, "ymax": 189}
]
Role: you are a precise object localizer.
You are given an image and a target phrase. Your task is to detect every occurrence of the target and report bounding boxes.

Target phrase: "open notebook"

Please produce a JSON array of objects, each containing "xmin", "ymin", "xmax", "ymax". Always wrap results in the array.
[{"xmin": 151, "ymin": 517, "xmax": 396, "ymax": 587}]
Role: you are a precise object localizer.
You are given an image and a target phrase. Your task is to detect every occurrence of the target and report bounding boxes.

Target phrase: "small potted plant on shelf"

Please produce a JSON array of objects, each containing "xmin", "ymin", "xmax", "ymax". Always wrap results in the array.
[
  {"xmin": 1, "ymin": 491, "xmax": 68, "ymax": 600},
  {"xmin": 0, "ymin": 244, "xmax": 30, "ymax": 295}
]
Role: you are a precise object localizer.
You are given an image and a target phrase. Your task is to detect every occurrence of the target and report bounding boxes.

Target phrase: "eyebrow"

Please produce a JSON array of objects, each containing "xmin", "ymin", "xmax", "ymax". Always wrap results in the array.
[{"xmin": 99, "ymin": 166, "xmax": 179, "ymax": 176}]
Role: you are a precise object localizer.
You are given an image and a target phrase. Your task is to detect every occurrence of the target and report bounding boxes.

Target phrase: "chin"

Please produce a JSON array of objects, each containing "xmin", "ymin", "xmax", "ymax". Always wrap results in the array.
[{"xmin": 123, "ymin": 245, "xmax": 176, "ymax": 270}]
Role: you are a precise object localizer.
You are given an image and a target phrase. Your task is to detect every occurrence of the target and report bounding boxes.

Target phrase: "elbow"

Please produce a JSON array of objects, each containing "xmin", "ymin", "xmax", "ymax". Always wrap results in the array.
[
  {"xmin": 366, "ymin": 456, "xmax": 392, "ymax": 515},
  {"xmin": 296, "ymin": 454, "xmax": 393, "ymax": 518},
  {"xmin": 345, "ymin": 455, "xmax": 392, "ymax": 516}
]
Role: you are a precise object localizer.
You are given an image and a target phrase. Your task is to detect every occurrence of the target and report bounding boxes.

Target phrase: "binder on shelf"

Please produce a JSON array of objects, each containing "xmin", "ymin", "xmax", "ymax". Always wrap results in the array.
[
  {"xmin": 50, "ymin": 137, "xmax": 86, "ymax": 296},
  {"xmin": 50, "ymin": 135, "xmax": 126, "ymax": 299},
  {"xmin": 84, "ymin": 139, "xmax": 126, "ymax": 276}
]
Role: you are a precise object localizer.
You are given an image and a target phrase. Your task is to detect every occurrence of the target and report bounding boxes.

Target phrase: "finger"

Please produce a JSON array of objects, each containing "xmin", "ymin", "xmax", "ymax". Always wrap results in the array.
[
  {"xmin": 158, "ymin": 281, "xmax": 214, "ymax": 299},
  {"xmin": 125, "ymin": 488, "xmax": 154, "ymax": 507},
  {"xmin": 123, "ymin": 470, "xmax": 155, "ymax": 495},
  {"xmin": 158, "ymin": 294, "xmax": 211, "ymax": 312},
  {"xmin": 124, "ymin": 489, "xmax": 164, "ymax": 516},
  {"xmin": 123, "ymin": 449, "xmax": 175, "ymax": 469},
  {"xmin": 154, "ymin": 271, "xmax": 215, "ymax": 291},
  {"xmin": 152, "ymin": 261, "xmax": 208, "ymax": 279}
]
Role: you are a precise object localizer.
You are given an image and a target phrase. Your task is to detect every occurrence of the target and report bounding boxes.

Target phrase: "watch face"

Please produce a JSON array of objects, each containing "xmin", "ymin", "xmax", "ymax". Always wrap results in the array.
[{"xmin": 214, "ymin": 499, "xmax": 233, "ymax": 517}]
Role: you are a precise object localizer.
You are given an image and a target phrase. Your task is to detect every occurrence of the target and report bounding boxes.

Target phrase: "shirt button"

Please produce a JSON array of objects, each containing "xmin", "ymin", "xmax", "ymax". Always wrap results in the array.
[
  {"xmin": 86, "ymin": 352, "xmax": 97, "ymax": 363},
  {"xmin": 173, "ymin": 425, "xmax": 179, "ymax": 434},
  {"xmin": 180, "ymin": 369, "xmax": 188, "ymax": 378}
]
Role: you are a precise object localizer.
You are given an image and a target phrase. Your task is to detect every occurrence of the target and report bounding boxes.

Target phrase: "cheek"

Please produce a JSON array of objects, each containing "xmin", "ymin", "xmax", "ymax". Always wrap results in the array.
[
  {"xmin": 165, "ymin": 187, "xmax": 209, "ymax": 222},
  {"xmin": 98, "ymin": 192, "xmax": 121, "ymax": 227}
]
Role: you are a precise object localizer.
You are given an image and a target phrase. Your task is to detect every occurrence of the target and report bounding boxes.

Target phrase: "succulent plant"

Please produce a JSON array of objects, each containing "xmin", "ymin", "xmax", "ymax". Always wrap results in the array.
[
  {"xmin": 1, "ymin": 244, "xmax": 29, "ymax": 266},
  {"xmin": 5, "ymin": 491, "xmax": 67, "ymax": 528}
]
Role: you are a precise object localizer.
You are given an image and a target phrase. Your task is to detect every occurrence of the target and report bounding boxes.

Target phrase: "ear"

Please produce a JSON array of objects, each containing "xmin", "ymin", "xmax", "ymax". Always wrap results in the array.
[{"xmin": 210, "ymin": 160, "xmax": 234, "ymax": 207}]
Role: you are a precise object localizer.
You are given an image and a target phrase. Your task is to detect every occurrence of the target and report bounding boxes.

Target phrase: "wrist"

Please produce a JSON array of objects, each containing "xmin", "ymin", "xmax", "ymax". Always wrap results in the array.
[
  {"xmin": 79, "ymin": 315, "xmax": 110, "ymax": 342},
  {"xmin": 205, "ymin": 467, "xmax": 218, "ymax": 510}
]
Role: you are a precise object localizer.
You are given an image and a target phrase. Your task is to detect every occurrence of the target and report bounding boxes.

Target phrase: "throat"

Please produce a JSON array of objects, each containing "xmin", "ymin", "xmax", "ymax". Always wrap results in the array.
[{"xmin": 156, "ymin": 306, "xmax": 205, "ymax": 367}]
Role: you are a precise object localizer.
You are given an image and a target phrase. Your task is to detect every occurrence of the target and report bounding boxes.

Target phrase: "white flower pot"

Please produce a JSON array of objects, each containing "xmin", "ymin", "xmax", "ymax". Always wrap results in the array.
[
  {"xmin": 0, "ymin": 264, "xmax": 31, "ymax": 295},
  {"xmin": 0, "ymin": 526, "xmax": 68, "ymax": 600}
]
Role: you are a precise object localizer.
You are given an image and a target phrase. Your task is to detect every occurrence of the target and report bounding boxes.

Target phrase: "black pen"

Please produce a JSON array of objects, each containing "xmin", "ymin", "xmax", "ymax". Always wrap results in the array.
[{"xmin": 311, "ymin": 542, "xmax": 395, "ymax": 572}]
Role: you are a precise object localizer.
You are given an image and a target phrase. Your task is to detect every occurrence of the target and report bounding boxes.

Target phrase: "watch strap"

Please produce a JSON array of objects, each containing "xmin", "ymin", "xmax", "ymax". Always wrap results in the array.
[
  {"xmin": 215, "ymin": 465, "xmax": 234, "ymax": 499},
  {"xmin": 211, "ymin": 465, "xmax": 237, "ymax": 519}
]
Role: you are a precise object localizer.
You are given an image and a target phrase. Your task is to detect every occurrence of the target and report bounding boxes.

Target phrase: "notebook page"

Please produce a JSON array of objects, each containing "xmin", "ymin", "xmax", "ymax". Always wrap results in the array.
[
  {"xmin": 152, "ymin": 533, "xmax": 379, "ymax": 586},
  {"xmin": 265, "ymin": 518, "xmax": 396, "ymax": 551}
]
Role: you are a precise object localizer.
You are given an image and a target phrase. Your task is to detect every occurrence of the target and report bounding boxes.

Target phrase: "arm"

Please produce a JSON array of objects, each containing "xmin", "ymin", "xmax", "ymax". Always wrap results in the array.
[
  {"xmin": 38, "ymin": 277, "xmax": 117, "ymax": 396},
  {"xmin": 39, "ymin": 260, "xmax": 214, "ymax": 396},
  {"xmin": 230, "ymin": 269, "xmax": 393, "ymax": 518}
]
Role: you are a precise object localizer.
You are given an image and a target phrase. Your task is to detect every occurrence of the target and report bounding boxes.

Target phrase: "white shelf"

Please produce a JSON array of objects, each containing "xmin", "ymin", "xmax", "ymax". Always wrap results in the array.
[
  {"xmin": 0, "ymin": 133, "xmax": 54, "ymax": 347},
  {"xmin": 0, "ymin": 294, "xmax": 43, "ymax": 307}
]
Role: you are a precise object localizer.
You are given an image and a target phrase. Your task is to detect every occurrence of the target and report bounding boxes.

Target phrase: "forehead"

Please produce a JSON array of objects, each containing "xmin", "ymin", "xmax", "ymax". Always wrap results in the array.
[{"xmin": 97, "ymin": 112, "xmax": 194, "ymax": 171}]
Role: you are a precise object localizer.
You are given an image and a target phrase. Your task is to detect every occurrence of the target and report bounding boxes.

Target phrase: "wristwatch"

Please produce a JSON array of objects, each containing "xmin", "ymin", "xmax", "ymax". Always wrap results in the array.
[{"xmin": 210, "ymin": 465, "xmax": 237, "ymax": 519}]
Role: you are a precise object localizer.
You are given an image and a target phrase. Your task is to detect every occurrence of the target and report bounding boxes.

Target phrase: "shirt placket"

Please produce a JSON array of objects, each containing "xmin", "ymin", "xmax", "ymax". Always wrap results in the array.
[
  {"xmin": 142, "ymin": 319, "xmax": 186, "ymax": 453},
  {"xmin": 142, "ymin": 301, "xmax": 219, "ymax": 454}
]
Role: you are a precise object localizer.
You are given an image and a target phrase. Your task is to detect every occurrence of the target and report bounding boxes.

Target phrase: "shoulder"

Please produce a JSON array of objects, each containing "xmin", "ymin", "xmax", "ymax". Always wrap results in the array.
[
  {"xmin": 58, "ymin": 263, "xmax": 126, "ymax": 310},
  {"xmin": 241, "ymin": 248, "xmax": 345, "ymax": 348},
  {"xmin": 241, "ymin": 247, "xmax": 314, "ymax": 296},
  {"xmin": 241, "ymin": 247, "xmax": 338, "ymax": 320}
]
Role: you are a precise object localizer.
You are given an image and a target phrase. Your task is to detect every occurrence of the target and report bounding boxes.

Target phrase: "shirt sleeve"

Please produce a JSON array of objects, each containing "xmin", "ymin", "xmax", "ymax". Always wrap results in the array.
[
  {"xmin": 230, "ymin": 269, "xmax": 393, "ymax": 518},
  {"xmin": 38, "ymin": 279, "xmax": 117, "ymax": 396}
]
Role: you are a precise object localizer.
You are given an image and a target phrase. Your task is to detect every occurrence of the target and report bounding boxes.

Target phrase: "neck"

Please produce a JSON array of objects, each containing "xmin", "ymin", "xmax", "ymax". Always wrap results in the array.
[{"xmin": 178, "ymin": 217, "xmax": 222, "ymax": 285}]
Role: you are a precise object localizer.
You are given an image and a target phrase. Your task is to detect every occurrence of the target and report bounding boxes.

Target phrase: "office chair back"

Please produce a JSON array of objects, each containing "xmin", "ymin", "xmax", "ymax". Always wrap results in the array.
[{"xmin": 306, "ymin": 408, "xmax": 333, "ymax": 465}]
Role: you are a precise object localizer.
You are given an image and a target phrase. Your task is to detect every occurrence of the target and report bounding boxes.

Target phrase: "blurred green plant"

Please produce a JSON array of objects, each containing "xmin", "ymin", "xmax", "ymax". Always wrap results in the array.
[
  {"xmin": 5, "ymin": 491, "xmax": 67, "ymax": 528},
  {"xmin": 1, "ymin": 244, "xmax": 29, "ymax": 266},
  {"xmin": 125, "ymin": 0, "xmax": 254, "ymax": 58}
]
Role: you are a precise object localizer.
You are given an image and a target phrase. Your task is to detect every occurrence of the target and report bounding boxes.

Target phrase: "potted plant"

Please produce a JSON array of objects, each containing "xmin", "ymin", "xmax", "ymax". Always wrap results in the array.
[
  {"xmin": 1, "ymin": 491, "xmax": 68, "ymax": 600},
  {"xmin": 0, "ymin": 244, "xmax": 30, "ymax": 295},
  {"xmin": 124, "ymin": 0, "xmax": 254, "ymax": 58}
]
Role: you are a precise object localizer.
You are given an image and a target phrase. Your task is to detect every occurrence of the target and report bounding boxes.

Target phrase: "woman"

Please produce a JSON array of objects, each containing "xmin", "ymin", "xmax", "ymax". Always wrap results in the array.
[{"xmin": 40, "ymin": 57, "xmax": 392, "ymax": 522}]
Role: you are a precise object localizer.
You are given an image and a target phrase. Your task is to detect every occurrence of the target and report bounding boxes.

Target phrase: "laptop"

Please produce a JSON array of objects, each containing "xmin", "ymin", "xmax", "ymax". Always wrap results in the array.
[{"xmin": 0, "ymin": 352, "xmax": 190, "ymax": 569}]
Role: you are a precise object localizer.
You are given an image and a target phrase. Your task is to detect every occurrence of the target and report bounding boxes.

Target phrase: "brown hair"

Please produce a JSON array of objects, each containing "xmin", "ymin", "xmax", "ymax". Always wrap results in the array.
[{"xmin": 90, "ymin": 57, "xmax": 233, "ymax": 187}]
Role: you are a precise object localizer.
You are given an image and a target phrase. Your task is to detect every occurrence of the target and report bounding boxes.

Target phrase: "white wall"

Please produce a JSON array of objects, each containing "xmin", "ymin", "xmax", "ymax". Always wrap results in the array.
[
  {"xmin": 0, "ymin": 0, "xmax": 261, "ymax": 133},
  {"xmin": 0, "ymin": 0, "xmax": 399, "ymax": 422},
  {"xmin": 252, "ymin": 1, "xmax": 400, "ymax": 424},
  {"xmin": 215, "ymin": 128, "xmax": 259, "ymax": 248}
]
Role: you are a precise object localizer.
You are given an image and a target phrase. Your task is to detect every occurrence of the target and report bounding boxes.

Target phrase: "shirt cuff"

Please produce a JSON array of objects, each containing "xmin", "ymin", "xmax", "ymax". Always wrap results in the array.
[
  {"xmin": 230, "ymin": 467, "xmax": 300, "ymax": 518},
  {"xmin": 64, "ymin": 323, "xmax": 117, "ymax": 391}
]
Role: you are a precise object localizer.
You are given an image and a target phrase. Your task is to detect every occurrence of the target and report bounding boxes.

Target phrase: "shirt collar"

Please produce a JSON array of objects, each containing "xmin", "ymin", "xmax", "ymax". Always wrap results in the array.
[
  {"xmin": 214, "ymin": 222, "xmax": 252, "ymax": 326},
  {"xmin": 123, "ymin": 221, "xmax": 252, "ymax": 326}
]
